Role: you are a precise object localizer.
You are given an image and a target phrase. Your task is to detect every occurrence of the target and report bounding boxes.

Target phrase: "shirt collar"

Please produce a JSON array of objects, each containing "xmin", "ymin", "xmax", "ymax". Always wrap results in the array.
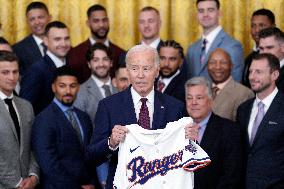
[
  {"xmin": 131, "ymin": 86, "xmax": 154, "ymax": 106},
  {"xmin": 89, "ymin": 37, "xmax": 110, "ymax": 47},
  {"xmin": 46, "ymin": 51, "xmax": 66, "ymax": 68},
  {"xmin": 195, "ymin": 112, "xmax": 212, "ymax": 129},
  {"xmin": 32, "ymin": 34, "xmax": 43, "ymax": 46},
  {"xmin": 0, "ymin": 90, "xmax": 13, "ymax": 101},
  {"xmin": 253, "ymin": 43, "xmax": 259, "ymax": 52},
  {"xmin": 280, "ymin": 58, "xmax": 284, "ymax": 68},
  {"xmin": 202, "ymin": 25, "xmax": 222, "ymax": 44},
  {"xmin": 141, "ymin": 38, "xmax": 161, "ymax": 49},
  {"xmin": 255, "ymin": 87, "xmax": 278, "ymax": 109},
  {"xmin": 91, "ymin": 75, "xmax": 111, "ymax": 88},
  {"xmin": 212, "ymin": 76, "xmax": 232, "ymax": 90},
  {"xmin": 159, "ymin": 69, "xmax": 180, "ymax": 86},
  {"xmin": 53, "ymin": 98, "xmax": 73, "ymax": 112}
]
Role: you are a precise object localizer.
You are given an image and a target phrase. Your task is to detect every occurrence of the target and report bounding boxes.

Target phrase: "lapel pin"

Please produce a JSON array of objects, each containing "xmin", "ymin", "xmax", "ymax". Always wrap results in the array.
[{"xmin": 268, "ymin": 121, "xmax": 278, "ymax": 125}]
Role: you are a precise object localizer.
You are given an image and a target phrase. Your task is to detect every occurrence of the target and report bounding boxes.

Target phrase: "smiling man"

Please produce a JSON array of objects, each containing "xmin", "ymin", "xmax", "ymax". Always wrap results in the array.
[
  {"xmin": 20, "ymin": 21, "xmax": 71, "ymax": 115},
  {"xmin": 87, "ymin": 44, "xmax": 185, "ymax": 189}
]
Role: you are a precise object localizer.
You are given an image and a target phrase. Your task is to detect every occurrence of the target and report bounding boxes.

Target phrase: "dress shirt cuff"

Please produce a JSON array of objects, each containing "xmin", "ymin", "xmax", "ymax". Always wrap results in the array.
[
  {"xmin": 29, "ymin": 173, "xmax": 39, "ymax": 184},
  {"xmin": 108, "ymin": 137, "xmax": 119, "ymax": 151},
  {"xmin": 15, "ymin": 177, "xmax": 23, "ymax": 188}
]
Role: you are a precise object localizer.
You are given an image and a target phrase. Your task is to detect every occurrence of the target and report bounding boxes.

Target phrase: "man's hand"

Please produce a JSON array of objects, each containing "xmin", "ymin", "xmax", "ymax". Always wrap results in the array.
[
  {"xmin": 18, "ymin": 176, "xmax": 37, "ymax": 189},
  {"xmin": 109, "ymin": 125, "xmax": 128, "ymax": 148},
  {"xmin": 81, "ymin": 184, "xmax": 95, "ymax": 189},
  {"xmin": 185, "ymin": 123, "xmax": 200, "ymax": 141}
]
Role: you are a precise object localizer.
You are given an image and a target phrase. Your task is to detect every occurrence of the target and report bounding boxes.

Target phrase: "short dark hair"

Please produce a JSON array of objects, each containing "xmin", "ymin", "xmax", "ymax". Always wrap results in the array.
[
  {"xmin": 114, "ymin": 64, "xmax": 127, "ymax": 77},
  {"xmin": 0, "ymin": 37, "xmax": 10, "ymax": 45},
  {"xmin": 252, "ymin": 53, "xmax": 280, "ymax": 73},
  {"xmin": 86, "ymin": 43, "xmax": 112, "ymax": 62},
  {"xmin": 87, "ymin": 4, "xmax": 106, "ymax": 18},
  {"xmin": 26, "ymin": 1, "xmax": 49, "ymax": 15},
  {"xmin": 0, "ymin": 51, "xmax": 18, "ymax": 62},
  {"xmin": 158, "ymin": 40, "xmax": 184, "ymax": 59},
  {"xmin": 259, "ymin": 27, "xmax": 284, "ymax": 43},
  {"xmin": 196, "ymin": 0, "xmax": 220, "ymax": 9},
  {"xmin": 252, "ymin": 8, "xmax": 275, "ymax": 25},
  {"xmin": 45, "ymin": 21, "xmax": 67, "ymax": 35},
  {"xmin": 52, "ymin": 65, "xmax": 78, "ymax": 83},
  {"xmin": 140, "ymin": 6, "xmax": 160, "ymax": 15}
]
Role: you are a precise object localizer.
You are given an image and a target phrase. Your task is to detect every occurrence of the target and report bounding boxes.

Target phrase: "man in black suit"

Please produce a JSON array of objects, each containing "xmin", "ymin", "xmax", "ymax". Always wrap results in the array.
[
  {"xmin": 185, "ymin": 76, "xmax": 242, "ymax": 189},
  {"xmin": 13, "ymin": 1, "xmax": 51, "ymax": 75},
  {"xmin": 258, "ymin": 27, "xmax": 284, "ymax": 93},
  {"xmin": 155, "ymin": 40, "xmax": 187, "ymax": 103},
  {"xmin": 20, "ymin": 21, "xmax": 71, "ymax": 115},
  {"xmin": 242, "ymin": 9, "xmax": 275, "ymax": 87},
  {"xmin": 237, "ymin": 53, "xmax": 284, "ymax": 189}
]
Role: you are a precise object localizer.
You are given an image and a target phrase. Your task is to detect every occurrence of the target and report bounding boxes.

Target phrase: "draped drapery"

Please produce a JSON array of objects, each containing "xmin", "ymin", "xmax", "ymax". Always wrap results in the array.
[{"xmin": 0, "ymin": 0, "xmax": 283, "ymax": 55}]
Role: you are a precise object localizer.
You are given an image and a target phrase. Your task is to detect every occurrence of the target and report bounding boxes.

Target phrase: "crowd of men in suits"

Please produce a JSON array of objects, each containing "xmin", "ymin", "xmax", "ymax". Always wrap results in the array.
[{"xmin": 0, "ymin": 0, "xmax": 284, "ymax": 188}]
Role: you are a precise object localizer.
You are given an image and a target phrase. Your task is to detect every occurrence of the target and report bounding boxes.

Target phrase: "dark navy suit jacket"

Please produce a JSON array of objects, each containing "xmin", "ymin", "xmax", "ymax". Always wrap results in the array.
[
  {"xmin": 13, "ymin": 34, "xmax": 43, "ymax": 75},
  {"xmin": 194, "ymin": 113, "xmax": 243, "ymax": 189},
  {"xmin": 32, "ymin": 102, "xmax": 94, "ymax": 189},
  {"xmin": 237, "ymin": 91, "xmax": 284, "ymax": 189},
  {"xmin": 87, "ymin": 87, "xmax": 185, "ymax": 189},
  {"xmin": 19, "ymin": 55, "xmax": 57, "ymax": 115}
]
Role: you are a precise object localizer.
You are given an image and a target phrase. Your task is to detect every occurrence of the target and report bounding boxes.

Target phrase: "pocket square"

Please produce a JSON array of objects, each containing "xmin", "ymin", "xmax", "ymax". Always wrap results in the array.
[{"xmin": 268, "ymin": 121, "xmax": 278, "ymax": 125}]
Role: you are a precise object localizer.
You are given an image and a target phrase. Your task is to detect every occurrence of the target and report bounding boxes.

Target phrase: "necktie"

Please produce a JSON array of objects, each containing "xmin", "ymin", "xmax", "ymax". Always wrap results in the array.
[
  {"xmin": 250, "ymin": 102, "xmax": 265, "ymax": 145},
  {"xmin": 102, "ymin": 84, "xmax": 112, "ymax": 97},
  {"xmin": 138, "ymin": 98, "xmax": 150, "ymax": 129},
  {"xmin": 4, "ymin": 98, "xmax": 20, "ymax": 143},
  {"xmin": 212, "ymin": 86, "xmax": 220, "ymax": 99},
  {"xmin": 157, "ymin": 80, "xmax": 165, "ymax": 92},
  {"xmin": 66, "ymin": 108, "xmax": 83, "ymax": 144},
  {"xmin": 200, "ymin": 38, "xmax": 207, "ymax": 64},
  {"xmin": 41, "ymin": 42, "xmax": 47, "ymax": 56}
]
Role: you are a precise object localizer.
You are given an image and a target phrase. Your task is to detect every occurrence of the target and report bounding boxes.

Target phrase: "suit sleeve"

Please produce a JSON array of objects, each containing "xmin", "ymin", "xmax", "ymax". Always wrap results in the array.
[
  {"xmin": 228, "ymin": 41, "xmax": 244, "ymax": 82},
  {"xmin": 32, "ymin": 116, "xmax": 81, "ymax": 188},
  {"xmin": 73, "ymin": 88, "xmax": 87, "ymax": 112}
]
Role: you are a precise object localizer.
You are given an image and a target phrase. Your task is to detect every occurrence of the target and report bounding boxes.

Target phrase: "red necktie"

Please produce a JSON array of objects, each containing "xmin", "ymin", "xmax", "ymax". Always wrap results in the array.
[
  {"xmin": 138, "ymin": 98, "xmax": 150, "ymax": 129},
  {"xmin": 157, "ymin": 80, "xmax": 165, "ymax": 92}
]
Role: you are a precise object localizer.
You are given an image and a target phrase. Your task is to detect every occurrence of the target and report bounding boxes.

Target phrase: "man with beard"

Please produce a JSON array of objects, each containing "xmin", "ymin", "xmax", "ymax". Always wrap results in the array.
[
  {"xmin": 68, "ymin": 4, "xmax": 125, "ymax": 83},
  {"xmin": 32, "ymin": 66, "xmax": 95, "ymax": 189},
  {"xmin": 74, "ymin": 43, "xmax": 117, "ymax": 189},
  {"xmin": 155, "ymin": 40, "xmax": 187, "ymax": 103},
  {"xmin": 20, "ymin": 21, "xmax": 71, "ymax": 115},
  {"xmin": 237, "ymin": 53, "xmax": 284, "ymax": 189}
]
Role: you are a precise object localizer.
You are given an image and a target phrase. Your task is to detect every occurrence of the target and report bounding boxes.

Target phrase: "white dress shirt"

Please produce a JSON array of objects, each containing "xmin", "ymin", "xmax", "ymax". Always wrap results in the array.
[
  {"xmin": 46, "ymin": 51, "xmax": 66, "ymax": 68},
  {"xmin": 158, "ymin": 70, "xmax": 180, "ymax": 93},
  {"xmin": 32, "ymin": 35, "xmax": 45, "ymax": 56},
  {"xmin": 91, "ymin": 75, "xmax": 113, "ymax": 98},
  {"xmin": 202, "ymin": 25, "xmax": 222, "ymax": 54},
  {"xmin": 89, "ymin": 37, "xmax": 110, "ymax": 47},
  {"xmin": 141, "ymin": 38, "xmax": 161, "ymax": 49}
]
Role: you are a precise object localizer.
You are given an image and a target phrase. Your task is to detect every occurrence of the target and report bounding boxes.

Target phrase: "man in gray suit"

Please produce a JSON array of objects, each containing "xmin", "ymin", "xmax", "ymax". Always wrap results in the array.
[
  {"xmin": 208, "ymin": 48, "xmax": 254, "ymax": 121},
  {"xmin": 186, "ymin": 0, "xmax": 243, "ymax": 81},
  {"xmin": 74, "ymin": 43, "xmax": 117, "ymax": 189},
  {"xmin": 0, "ymin": 51, "xmax": 39, "ymax": 188}
]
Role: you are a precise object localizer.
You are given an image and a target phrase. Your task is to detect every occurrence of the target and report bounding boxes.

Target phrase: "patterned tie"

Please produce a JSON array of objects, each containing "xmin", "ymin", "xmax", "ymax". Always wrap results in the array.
[
  {"xmin": 200, "ymin": 38, "xmax": 207, "ymax": 64},
  {"xmin": 102, "ymin": 84, "xmax": 112, "ymax": 97},
  {"xmin": 66, "ymin": 108, "xmax": 83, "ymax": 144},
  {"xmin": 212, "ymin": 86, "xmax": 220, "ymax": 99},
  {"xmin": 4, "ymin": 98, "xmax": 20, "ymax": 143},
  {"xmin": 138, "ymin": 98, "xmax": 150, "ymax": 129},
  {"xmin": 250, "ymin": 101, "xmax": 265, "ymax": 145},
  {"xmin": 157, "ymin": 80, "xmax": 165, "ymax": 92}
]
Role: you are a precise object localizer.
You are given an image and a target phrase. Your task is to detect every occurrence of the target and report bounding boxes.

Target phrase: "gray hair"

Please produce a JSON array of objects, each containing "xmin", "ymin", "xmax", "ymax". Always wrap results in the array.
[
  {"xmin": 185, "ymin": 77, "xmax": 213, "ymax": 98},
  {"xmin": 125, "ymin": 44, "xmax": 160, "ymax": 66}
]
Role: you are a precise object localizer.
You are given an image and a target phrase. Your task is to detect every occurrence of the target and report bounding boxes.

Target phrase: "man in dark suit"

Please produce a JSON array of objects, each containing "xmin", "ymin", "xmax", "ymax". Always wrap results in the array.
[
  {"xmin": 237, "ymin": 53, "xmax": 284, "ymax": 189},
  {"xmin": 185, "ymin": 76, "xmax": 242, "ymax": 189},
  {"xmin": 13, "ymin": 2, "xmax": 51, "ymax": 75},
  {"xmin": 186, "ymin": 0, "xmax": 243, "ymax": 81},
  {"xmin": 68, "ymin": 4, "xmax": 125, "ymax": 83},
  {"xmin": 155, "ymin": 40, "xmax": 187, "ymax": 103},
  {"xmin": 242, "ymin": 9, "xmax": 275, "ymax": 87},
  {"xmin": 87, "ymin": 45, "xmax": 185, "ymax": 189},
  {"xmin": 20, "ymin": 21, "xmax": 71, "ymax": 115},
  {"xmin": 32, "ymin": 66, "xmax": 95, "ymax": 189},
  {"xmin": 0, "ymin": 51, "xmax": 39, "ymax": 189},
  {"xmin": 258, "ymin": 27, "xmax": 284, "ymax": 94}
]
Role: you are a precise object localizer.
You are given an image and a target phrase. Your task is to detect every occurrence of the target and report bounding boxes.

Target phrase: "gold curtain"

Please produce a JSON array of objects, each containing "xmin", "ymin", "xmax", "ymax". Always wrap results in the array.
[{"xmin": 0, "ymin": 0, "xmax": 284, "ymax": 56}]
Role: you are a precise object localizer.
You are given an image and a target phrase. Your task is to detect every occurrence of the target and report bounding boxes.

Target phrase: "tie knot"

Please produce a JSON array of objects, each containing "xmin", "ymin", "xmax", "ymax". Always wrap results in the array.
[
  {"xmin": 4, "ymin": 98, "xmax": 13, "ymax": 105},
  {"xmin": 102, "ymin": 84, "xmax": 111, "ymax": 97},
  {"xmin": 140, "ymin": 98, "xmax": 148, "ymax": 104},
  {"xmin": 258, "ymin": 101, "xmax": 264, "ymax": 109},
  {"xmin": 202, "ymin": 39, "xmax": 207, "ymax": 49}
]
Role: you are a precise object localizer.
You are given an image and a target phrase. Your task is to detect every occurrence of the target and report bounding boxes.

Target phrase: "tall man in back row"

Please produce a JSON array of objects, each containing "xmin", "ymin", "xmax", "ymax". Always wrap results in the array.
[{"xmin": 87, "ymin": 45, "xmax": 185, "ymax": 189}]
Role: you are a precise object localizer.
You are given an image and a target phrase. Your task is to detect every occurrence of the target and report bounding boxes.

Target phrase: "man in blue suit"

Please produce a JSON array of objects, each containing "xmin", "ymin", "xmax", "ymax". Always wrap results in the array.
[
  {"xmin": 87, "ymin": 45, "xmax": 185, "ymax": 189},
  {"xmin": 186, "ymin": 0, "xmax": 243, "ymax": 81},
  {"xmin": 13, "ymin": 2, "xmax": 51, "ymax": 75},
  {"xmin": 237, "ymin": 53, "xmax": 284, "ymax": 189},
  {"xmin": 32, "ymin": 66, "xmax": 95, "ymax": 189},
  {"xmin": 20, "ymin": 21, "xmax": 71, "ymax": 115}
]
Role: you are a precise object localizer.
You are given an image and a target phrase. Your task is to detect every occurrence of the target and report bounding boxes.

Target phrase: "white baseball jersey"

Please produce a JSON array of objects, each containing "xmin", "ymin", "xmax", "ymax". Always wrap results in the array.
[{"xmin": 113, "ymin": 117, "xmax": 211, "ymax": 189}]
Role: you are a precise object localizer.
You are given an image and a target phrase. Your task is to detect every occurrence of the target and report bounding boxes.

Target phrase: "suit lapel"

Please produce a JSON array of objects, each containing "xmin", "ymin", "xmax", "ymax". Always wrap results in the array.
[
  {"xmin": 85, "ymin": 78, "xmax": 104, "ymax": 101},
  {"xmin": 122, "ymin": 88, "xmax": 137, "ymax": 124},
  {"xmin": 27, "ymin": 35, "xmax": 43, "ymax": 59},
  {"xmin": 195, "ymin": 39, "xmax": 203, "ymax": 75},
  {"xmin": 152, "ymin": 91, "xmax": 166, "ymax": 130},
  {"xmin": 200, "ymin": 114, "xmax": 219, "ymax": 148},
  {"xmin": 74, "ymin": 108, "xmax": 90, "ymax": 146}
]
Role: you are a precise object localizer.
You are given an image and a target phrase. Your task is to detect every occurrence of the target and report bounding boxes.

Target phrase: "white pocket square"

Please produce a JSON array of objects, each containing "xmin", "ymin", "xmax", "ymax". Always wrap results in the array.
[{"xmin": 268, "ymin": 121, "xmax": 278, "ymax": 125}]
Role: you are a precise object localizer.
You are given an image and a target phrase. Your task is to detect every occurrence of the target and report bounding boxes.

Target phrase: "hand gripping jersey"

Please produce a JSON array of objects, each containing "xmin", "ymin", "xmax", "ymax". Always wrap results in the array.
[{"xmin": 113, "ymin": 117, "xmax": 211, "ymax": 189}]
